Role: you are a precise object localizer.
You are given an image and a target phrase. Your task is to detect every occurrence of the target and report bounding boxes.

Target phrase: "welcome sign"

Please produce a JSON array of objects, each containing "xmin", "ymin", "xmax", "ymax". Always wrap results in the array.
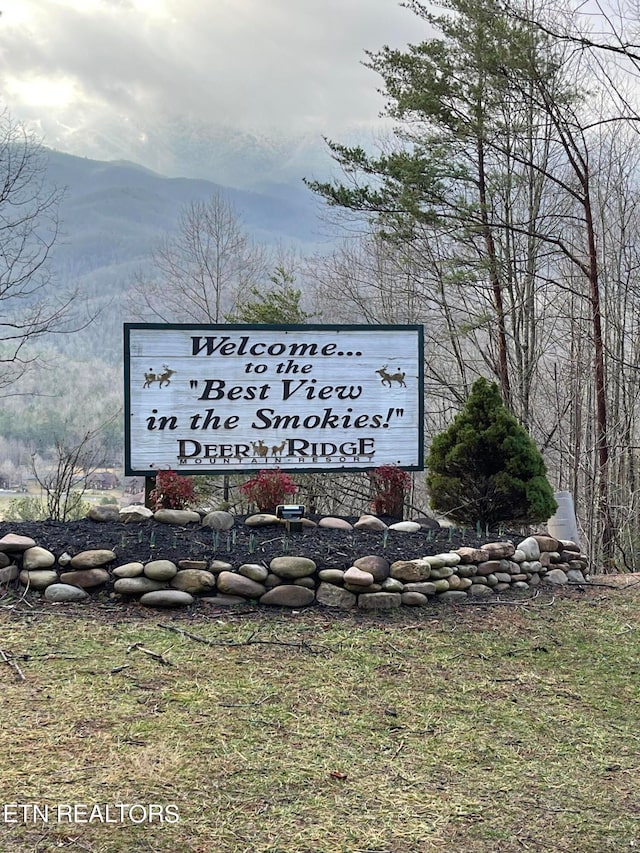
[{"xmin": 124, "ymin": 324, "xmax": 424, "ymax": 475}]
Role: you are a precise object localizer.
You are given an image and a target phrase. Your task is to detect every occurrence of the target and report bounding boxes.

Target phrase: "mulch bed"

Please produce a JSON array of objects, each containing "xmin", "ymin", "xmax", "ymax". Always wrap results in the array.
[
  {"xmin": 0, "ymin": 516, "xmax": 523, "ymax": 570},
  {"xmin": 4, "ymin": 518, "xmax": 639, "ymax": 627}
]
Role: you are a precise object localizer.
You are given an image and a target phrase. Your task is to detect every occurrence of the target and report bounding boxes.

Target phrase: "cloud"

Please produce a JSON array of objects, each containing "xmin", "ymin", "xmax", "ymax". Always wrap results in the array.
[
  {"xmin": 2, "ymin": 0, "xmax": 423, "ymax": 126},
  {"xmin": 0, "ymin": 0, "xmax": 430, "ymax": 184}
]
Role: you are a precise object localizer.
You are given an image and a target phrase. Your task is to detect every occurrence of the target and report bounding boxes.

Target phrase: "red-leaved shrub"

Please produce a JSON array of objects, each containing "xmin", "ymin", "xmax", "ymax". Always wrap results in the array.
[
  {"xmin": 149, "ymin": 469, "xmax": 195, "ymax": 510},
  {"xmin": 240, "ymin": 468, "xmax": 297, "ymax": 512},
  {"xmin": 371, "ymin": 464, "xmax": 411, "ymax": 519}
]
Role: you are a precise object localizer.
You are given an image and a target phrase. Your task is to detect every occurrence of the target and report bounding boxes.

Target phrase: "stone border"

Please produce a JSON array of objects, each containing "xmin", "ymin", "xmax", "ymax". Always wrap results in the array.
[{"xmin": 0, "ymin": 510, "xmax": 589, "ymax": 610}]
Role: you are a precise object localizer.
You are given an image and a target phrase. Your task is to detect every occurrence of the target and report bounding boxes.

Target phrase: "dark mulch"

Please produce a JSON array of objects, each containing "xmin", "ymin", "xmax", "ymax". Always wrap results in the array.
[{"xmin": 0, "ymin": 516, "xmax": 524, "ymax": 570}]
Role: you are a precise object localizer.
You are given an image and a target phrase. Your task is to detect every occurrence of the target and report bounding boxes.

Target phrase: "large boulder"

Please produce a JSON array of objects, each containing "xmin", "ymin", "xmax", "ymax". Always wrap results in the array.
[
  {"xmin": 455, "ymin": 546, "xmax": 488, "ymax": 564},
  {"xmin": 0, "ymin": 534, "xmax": 36, "ymax": 552},
  {"xmin": 22, "ymin": 547, "xmax": 55, "ymax": 570},
  {"xmin": 44, "ymin": 584, "xmax": 90, "ymax": 603},
  {"xmin": 19, "ymin": 570, "xmax": 58, "ymax": 590},
  {"xmin": 239, "ymin": 564, "xmax": 269, "ymax": 582},
  {"xmin": 113, "ymin": 562, "xmax": 145, "ymax": 578},
  {"xmin": 260, "ymin": 586, "xmax": 315, "ymax": 607},
  {"xmin": 317, "ymin": 569, "xmax": 345, "ymax": 584},
  {"xmin": 59, "ymin": 569, "xmax": 110, "ymax": 588},
  {"xmin": 119, "ymin": 505, "xmax": 153, "ymax": 522},
  {"xmin": 390, "ymin": 559, "xmax": 431, "ymax": 582},
  {"xmin": 517, "ymin": 536, "xmax": 541, "ymax": 561},
  {"xmin": 154, "ymin": 508, "xmax": 201, "ymax": 525},
  {"xmin": 318, "ymin": 517, "xmax": 353, "ymax": 530},
  {"xmin": 114, "ymin": 577, "xmax": 165, "ymax": 595},
  {"xmin": 216, "ymin": 571, "xmax": 266, "ymax": 598},
  {"xmin": 401, "ymin": 591, "xmax": 429, "ymax": 607},
  {"xmin": 140, "ymin": 590, "xmax": 194, "ymax": 608},
  {"xmin": 87, "ymin": 505, "xmax": 120, "ymax": 523},
  {"xmin": 532, "ymin": 534, "xmax": 560, "ymax": 552},
  {"xmin": 343, "ymin": 567, "xmax": 374, "ymax": 587},
  {"xmin": 544, "ymin": 569, "xmax": 569, "ymax": 585},
  {"xmin": 143, "ymin": 560, "xmax": 178, "ymax": 581},
  {"xmin": 353, "ymin": 556, "xmax": 390, "ymax": 583},
  {"xmin": 353, "ymin": 515, "xmax": 387, "ymax": 531},
  {"xmin": 201, "ymin": 511, "xmax": 234, "ymax": 530},
  {"xmin": 358, "ymin": 592, "xmax": 402, "ymax": 610},
  {"xmin": 0, "ymin": 565, "xmax": 18, "ymax": 584},
  {"xmin": 269, "ymin": 556, "xmax": 316, "ymax": 579},
  {"xmin": 403, "ymin": 582, "xmax": 437, "ymax": 596},
  {"xmin": 170, "ymin": 570, "xmax": 216, "ymax": 594},
  {"xmin": 439, "ymin": 590, "xmax": 472, "ymax": 602},
  {"xmin": 316, "ymin": 583, "xmax": 356, "ymax": 609},
  {"xmin": 411, "ymin": 515, "xmax": 441, "ymax": 530},
  {"xmin": 481, "ymin": 542, "xmax": 516, "ymax": 560},
  {"xmin": 69, "ymin": 550, "xmax": 116, "ymax": 569},
  {"xmin": 245, "ymin": 513, "xmax": 279, "ymax": 527},
  {"xmin": 388, "ymin": 521, "xmax": 422, "ymax": 533}
]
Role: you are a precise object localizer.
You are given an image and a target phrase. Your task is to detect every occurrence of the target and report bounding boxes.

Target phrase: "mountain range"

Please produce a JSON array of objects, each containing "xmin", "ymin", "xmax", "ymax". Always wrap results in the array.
[{"xmin": 44, "ymin": 149, "xmax": 332, "ymax": 362}]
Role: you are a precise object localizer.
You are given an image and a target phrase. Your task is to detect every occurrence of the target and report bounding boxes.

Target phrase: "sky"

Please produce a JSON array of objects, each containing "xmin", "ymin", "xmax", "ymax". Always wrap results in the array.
[{"xmin": 0, "ymin": 0, "xmax": 426, "ymax": 180}]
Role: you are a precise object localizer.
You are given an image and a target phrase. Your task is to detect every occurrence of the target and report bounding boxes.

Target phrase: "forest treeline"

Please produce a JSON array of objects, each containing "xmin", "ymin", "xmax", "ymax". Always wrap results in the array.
[{"xmin": 4, "ymin": 0, "xmax": 640, "ymax": 568}]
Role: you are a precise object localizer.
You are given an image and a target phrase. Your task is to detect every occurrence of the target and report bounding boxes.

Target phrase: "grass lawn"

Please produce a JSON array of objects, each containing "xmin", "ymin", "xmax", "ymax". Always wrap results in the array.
[{"xmin": 0, "ymin": 585, "xmax": 638, "ymax": 852}]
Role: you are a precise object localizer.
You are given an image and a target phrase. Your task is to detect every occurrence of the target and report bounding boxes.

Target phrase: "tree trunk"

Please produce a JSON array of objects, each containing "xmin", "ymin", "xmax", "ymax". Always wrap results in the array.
[
  {"xmin": 584, "ymin": 186, "xmax": 615, "ymax": 565},
  {"xmin": 477, "ymin": 136, "xmax": 512, "ymax": 408}
]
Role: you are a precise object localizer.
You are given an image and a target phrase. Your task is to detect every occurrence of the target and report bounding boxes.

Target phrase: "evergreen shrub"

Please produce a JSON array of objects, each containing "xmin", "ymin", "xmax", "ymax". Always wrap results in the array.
[{"xmin": 426, "ymin": 378, "xmax": 557, "ymax": 527}]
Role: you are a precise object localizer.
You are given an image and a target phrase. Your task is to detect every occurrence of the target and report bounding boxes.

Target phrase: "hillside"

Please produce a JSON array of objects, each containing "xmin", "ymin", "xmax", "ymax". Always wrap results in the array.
[
  {"xmin": 44, "ymin": 150, "xmax": 326, "ymax": 362},
  {"xmin": 0, "ymin": 150, "xmax": 331, "ymax": 470}
]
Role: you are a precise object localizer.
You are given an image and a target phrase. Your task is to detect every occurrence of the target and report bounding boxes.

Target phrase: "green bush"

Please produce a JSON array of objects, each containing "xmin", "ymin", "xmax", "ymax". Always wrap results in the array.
[
  {"xmin": 3, "ymin": 497, "xmax": 49, "ymax": 521},
  {"xmin": 4, "ymin": 493, "xmax": 90, "ymax": 521},
  {"xmin": 426, "ymin": 378, "xmax": 557, "ymax": 527}
]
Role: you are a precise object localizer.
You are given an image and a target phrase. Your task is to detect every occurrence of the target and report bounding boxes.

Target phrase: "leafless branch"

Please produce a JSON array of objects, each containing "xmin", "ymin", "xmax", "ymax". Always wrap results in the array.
[{"xmin": 0, "ymin": 648, "xmax": 26, "ymax": 681}]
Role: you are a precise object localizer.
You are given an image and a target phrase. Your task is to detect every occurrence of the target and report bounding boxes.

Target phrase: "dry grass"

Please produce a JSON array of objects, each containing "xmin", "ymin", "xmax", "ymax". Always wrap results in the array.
[{"xmin": 0, "ymin": 585, "xmax": 639, "ymax": 852}]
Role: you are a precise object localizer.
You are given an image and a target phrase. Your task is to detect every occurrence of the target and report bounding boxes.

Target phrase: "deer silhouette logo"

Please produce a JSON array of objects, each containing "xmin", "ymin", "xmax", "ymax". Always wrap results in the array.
[
  {"xmin": 143, "ymin": 364, "xmax": 175, "ymax": 388},
  {"xmin": 375, "ymin": 364, "xmax": 406, "ymax": 388}
]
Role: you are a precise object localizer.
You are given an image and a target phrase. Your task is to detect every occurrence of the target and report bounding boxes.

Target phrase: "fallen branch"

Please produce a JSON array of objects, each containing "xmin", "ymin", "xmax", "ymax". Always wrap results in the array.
[
  {"xmin": 157, "ymin": 623, "xmax": 332, "ymax": 655},
  {"xmin": 0, "ymin": 578, "xmax": 33, "ymax": 611},
  {"xmin": 391, "ymin": 739, "xmax": 405, "ymax": 759},
  {"xmin": 14, "ymin": 652, "xmax": 83, "ymax": 661},
  {"xmin": 62, "ymin": 835, "xmax": 98, "ymax": 853},
  {"xmin": 126, "ymin": 642, "xmax": 173, "ymax": 666},
  {"xmin": 0, "ymin": 648, "xmax": 25, "ymax": 681}
]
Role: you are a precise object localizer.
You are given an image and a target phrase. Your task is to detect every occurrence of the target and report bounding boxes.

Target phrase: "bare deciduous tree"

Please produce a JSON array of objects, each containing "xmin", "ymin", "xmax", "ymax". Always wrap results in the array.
[
  {"xmin": 129, "ymin": 192, "xmax": 268, "ymax": 323},
  {"xmin": 30, "ymin": 421, "xmax": 114, "ymax": 521},
  {"xmin": 306, "ymin": 0, "xmax": 640, "ymax": 565},
  {"xmin": 0, "ymin": 111, "xmax": 74, "ymax": 393}
]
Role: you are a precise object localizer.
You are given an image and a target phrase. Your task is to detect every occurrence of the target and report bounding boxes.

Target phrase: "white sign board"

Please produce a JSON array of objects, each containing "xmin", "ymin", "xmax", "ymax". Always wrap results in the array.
[{"xmin": 124, "ymin": 324, "xmax": 424, "ymax": 475}]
